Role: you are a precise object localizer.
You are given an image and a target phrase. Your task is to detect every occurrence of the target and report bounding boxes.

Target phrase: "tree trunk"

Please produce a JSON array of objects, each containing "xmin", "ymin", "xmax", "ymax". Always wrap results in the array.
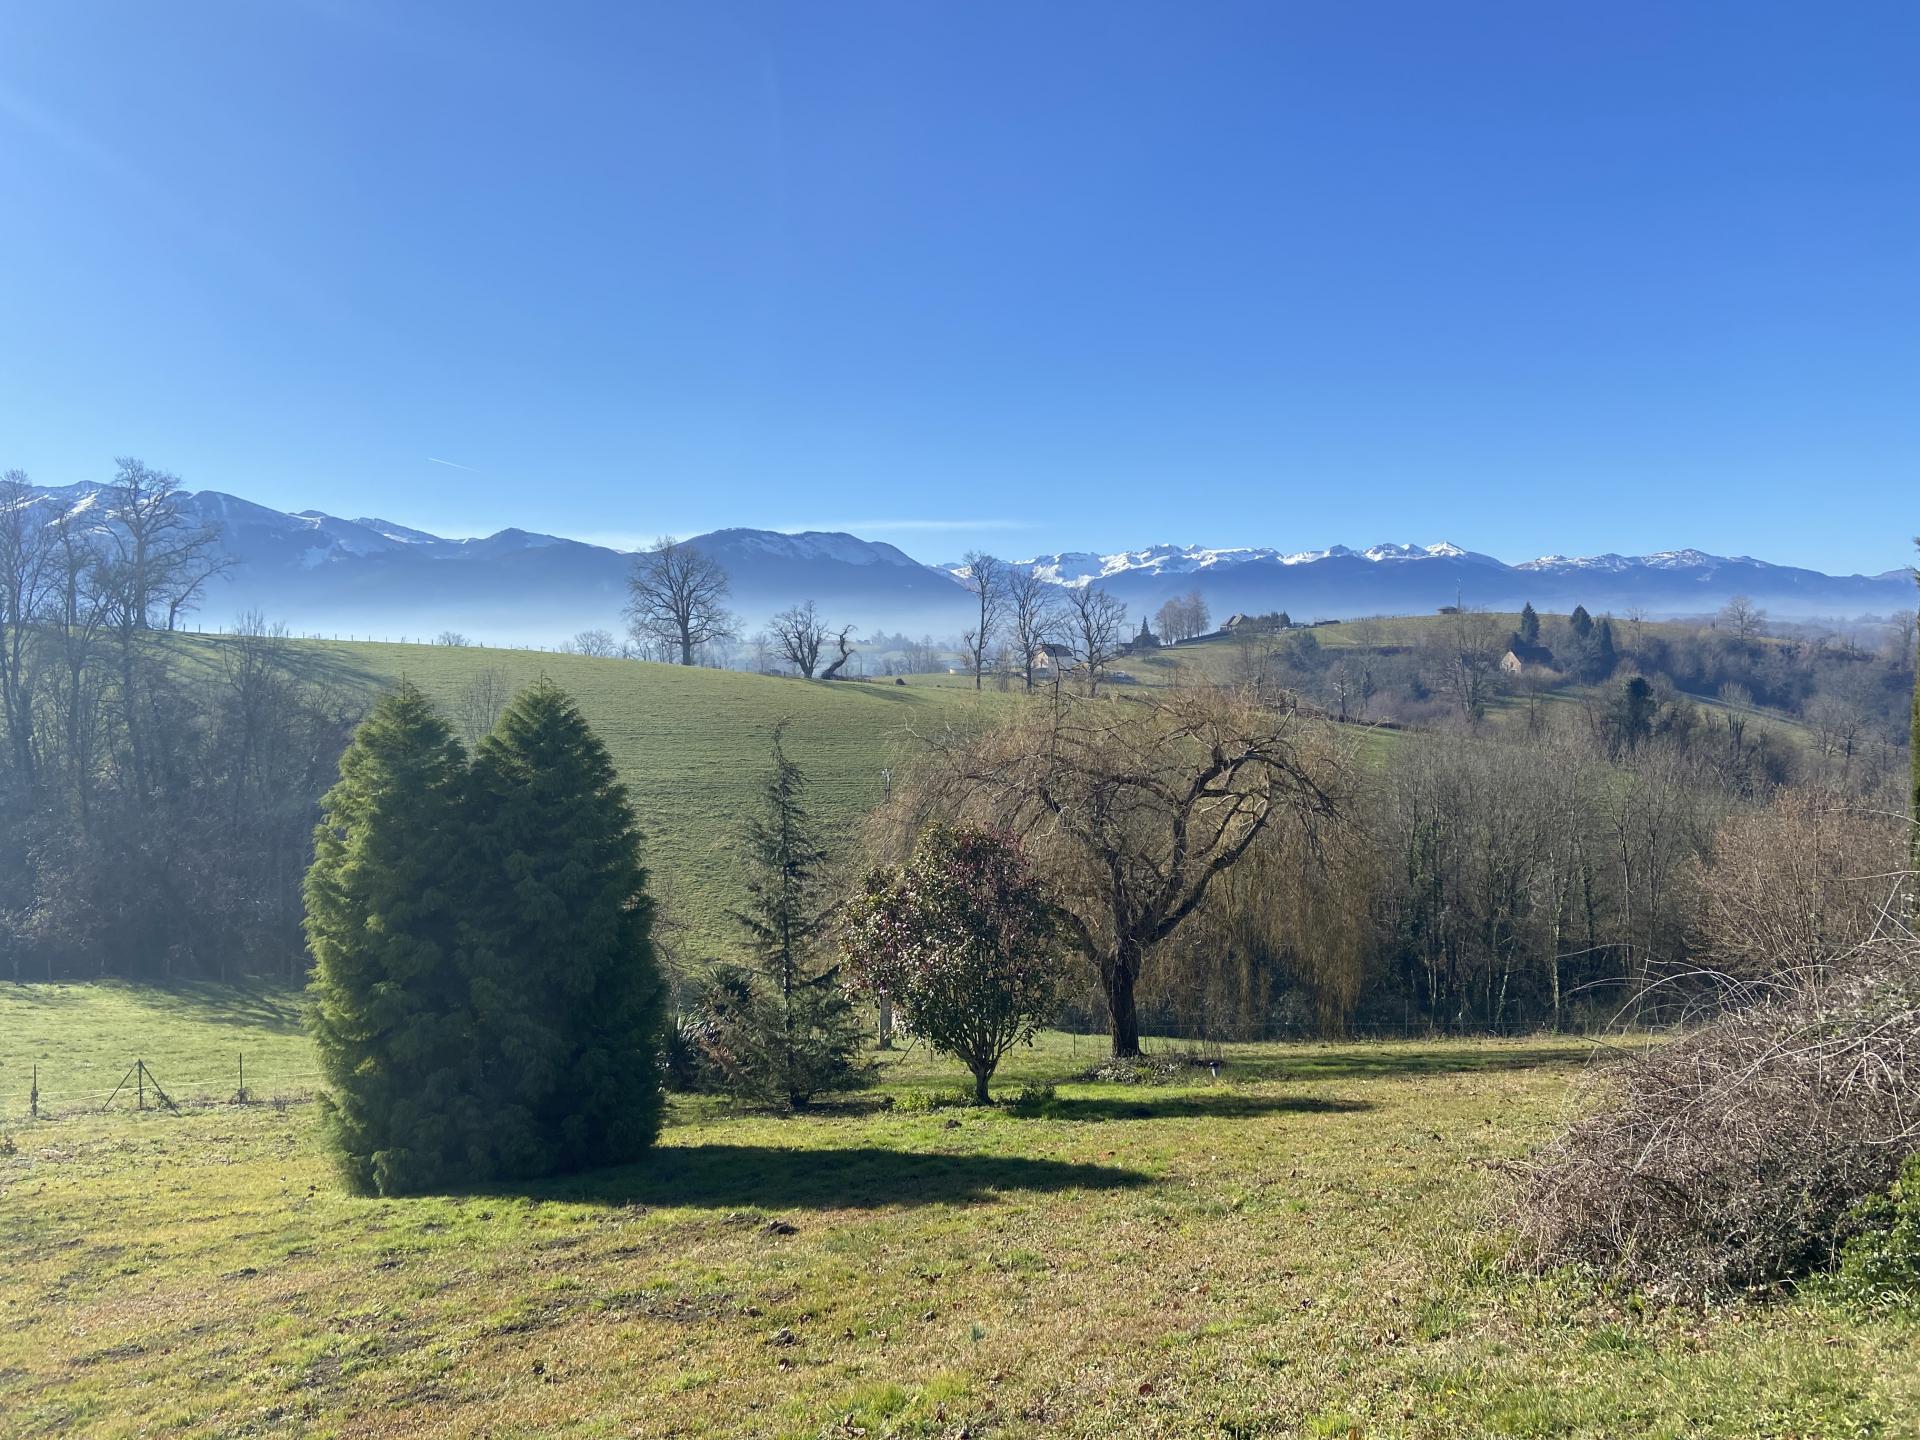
[
  {"xmin": 973, "ymin": 1067, "xmax": 991, "ymax": 1105},
  {"xmin": 1104, "ymin": 953, "xmax": 1141, "ymax": 1058}
]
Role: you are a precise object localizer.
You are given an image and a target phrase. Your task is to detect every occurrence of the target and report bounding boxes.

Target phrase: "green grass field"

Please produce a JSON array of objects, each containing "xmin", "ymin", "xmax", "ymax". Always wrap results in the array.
[
  {"xmin": 171, "ymin": 635, "xmax": 1012, "ymax": 959},
  {"xmin": 3, "ymin": 984, "xmax": 1914, "ymax": 1438}
]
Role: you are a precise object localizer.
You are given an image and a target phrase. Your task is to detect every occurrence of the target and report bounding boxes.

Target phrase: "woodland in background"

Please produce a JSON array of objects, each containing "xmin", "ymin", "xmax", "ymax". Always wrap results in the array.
[{"xmin": 0, "ymin": 467, "xmax": 358, "ymax": 981}]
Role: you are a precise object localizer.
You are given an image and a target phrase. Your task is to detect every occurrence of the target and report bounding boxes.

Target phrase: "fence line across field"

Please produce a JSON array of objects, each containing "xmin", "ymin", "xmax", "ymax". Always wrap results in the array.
[
  {"xmin": 4, "ymin": 1019, "xmax": 1628, "ymax": 1125},
  {"xmin": 4, "ymin": 1052, "xmax": 329, "ymax": 1122}
]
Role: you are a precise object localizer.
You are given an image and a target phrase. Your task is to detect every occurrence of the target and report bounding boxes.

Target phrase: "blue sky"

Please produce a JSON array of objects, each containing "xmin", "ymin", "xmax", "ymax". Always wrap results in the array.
[{"xmin": 1, "ymin": 1, "xmax": 1913, "ymax": 573}]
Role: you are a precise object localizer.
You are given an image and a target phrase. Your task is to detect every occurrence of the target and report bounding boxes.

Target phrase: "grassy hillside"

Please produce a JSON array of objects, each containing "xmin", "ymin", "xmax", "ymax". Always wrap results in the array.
[
  {"xmin": 176, "ymin": 637, "xmax": 1011, "ymax": 961},
  {"xmin": 3, "ymin": 985, "xmax": 1914, "ymax": 1437}
]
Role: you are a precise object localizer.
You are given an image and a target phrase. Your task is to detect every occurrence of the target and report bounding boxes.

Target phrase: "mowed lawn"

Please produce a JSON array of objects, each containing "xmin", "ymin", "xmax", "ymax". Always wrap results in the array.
[
  {"xmin": 168, "ymin": 635, "xmax": 1011, "ymax": 958},
  {"xmin": 4, "ymin": 987, "xmax": 1915, "ymax": 1438}
]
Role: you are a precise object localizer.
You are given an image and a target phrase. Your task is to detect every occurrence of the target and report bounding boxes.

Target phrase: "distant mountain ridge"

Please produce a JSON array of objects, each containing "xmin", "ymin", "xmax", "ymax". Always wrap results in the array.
[
  {"xmin": 980, "ymin": 541, "xmax": 1909, "ymax": 629},
  {"xmin": 16, "ymin": 482, "xmax": 1911, "ymax": 644}
]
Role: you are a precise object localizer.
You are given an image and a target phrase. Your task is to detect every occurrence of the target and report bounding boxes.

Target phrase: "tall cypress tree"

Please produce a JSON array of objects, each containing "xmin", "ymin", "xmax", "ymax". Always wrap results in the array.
[
  {"xmin": 465, "ymin": 680, "xmax": 666, "ymax": 1174},
  {"xmin": 1518, "ymin": 601, "xmax": 1540, "ymax": 645},
  {"xmin": 306, "ymin": 683, "xmax": 483, "ymax": 1196}
]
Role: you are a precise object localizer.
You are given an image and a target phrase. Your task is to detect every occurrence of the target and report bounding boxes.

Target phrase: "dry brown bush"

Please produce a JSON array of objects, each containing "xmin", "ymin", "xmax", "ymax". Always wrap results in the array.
[
  {"xmin": 1509, "ymin": 938, "xmax": 1920, "ymax": 1301},
  {"xmin": 1693, "ymin": 788, "xmax": 1907, "ymax": 979}
]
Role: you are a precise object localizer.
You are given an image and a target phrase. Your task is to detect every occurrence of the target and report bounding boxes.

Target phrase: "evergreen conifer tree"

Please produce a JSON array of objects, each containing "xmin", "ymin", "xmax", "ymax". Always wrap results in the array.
[
  {"xmin": 1569, "ymin": 604, "xmax": 1593, "ymax": 639},
  {"xmin": 1518, "ymin": 601, "xmax": 1540, "ymax": 645},
  {"xmin": 1591, "ymin": 619, "xmax": 1619, "ymax": 680},
  {"xmin": 465, "ymin": 680, "xmax": 667, "ymax": 1174},
  {"xmin": 306, "ymin": 683, "xmax": 484, "ymax": 1195},
  {"xmin": 708, "ymin": 723, "xmax": 865, "ymax": 1108}
]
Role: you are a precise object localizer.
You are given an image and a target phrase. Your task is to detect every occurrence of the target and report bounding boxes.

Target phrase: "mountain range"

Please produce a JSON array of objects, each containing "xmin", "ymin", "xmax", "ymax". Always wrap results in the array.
[{"xmin": 17, "ymin": 482, "xmax": 1912, "ymax": 645}]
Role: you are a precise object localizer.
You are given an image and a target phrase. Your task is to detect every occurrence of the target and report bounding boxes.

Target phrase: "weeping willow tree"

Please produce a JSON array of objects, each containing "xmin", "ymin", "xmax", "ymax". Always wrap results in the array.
[
  {"xmin": 877, "ymin": 686, "xmax": 1352, "ymax": 1056},
  {"xmin": 1147, "ymin": 810, "xmax": 1377, "ymax": 1039}
]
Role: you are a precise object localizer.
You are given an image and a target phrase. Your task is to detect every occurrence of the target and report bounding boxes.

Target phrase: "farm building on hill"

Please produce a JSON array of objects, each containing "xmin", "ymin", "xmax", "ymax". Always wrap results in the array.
[{"xmin": 1500, "ymin": 641, "xmax": 1555, "ymax": 674}]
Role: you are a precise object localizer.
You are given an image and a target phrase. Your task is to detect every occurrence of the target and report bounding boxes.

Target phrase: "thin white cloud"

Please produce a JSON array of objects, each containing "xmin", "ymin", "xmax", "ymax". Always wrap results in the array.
[{"xmin": 427, "ymin": 457, "xmax": 483, "ymax": 473}]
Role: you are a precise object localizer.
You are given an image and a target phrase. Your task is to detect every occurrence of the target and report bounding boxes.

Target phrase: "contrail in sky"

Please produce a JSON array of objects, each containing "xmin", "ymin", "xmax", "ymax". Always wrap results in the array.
[{"xmin": 428, "ymin": 458, "xmax": 482, "ymax": 473}]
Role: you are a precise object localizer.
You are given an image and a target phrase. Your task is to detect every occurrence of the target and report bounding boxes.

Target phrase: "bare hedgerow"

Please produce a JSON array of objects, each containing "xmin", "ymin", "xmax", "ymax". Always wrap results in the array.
[{"xmin": 1508, "ymin": 939, "xmax": 1920, "ymax": 1302}]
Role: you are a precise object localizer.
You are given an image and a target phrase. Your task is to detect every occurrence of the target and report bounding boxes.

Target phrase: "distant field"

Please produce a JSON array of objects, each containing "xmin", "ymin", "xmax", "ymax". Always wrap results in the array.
[
  {"xmin": 169, "ymin": 636, "xmax": 1011, "ymax": 959},
  {"xmin": 4, "ymin": 984, "xmax": 1914, "ymax": 1437}
]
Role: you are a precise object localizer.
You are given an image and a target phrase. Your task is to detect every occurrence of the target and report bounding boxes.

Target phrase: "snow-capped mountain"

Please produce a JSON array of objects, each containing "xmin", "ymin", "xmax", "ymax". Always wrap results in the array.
[
  {"xmin": 983, "ymin": 540, "xmax": 1907, "ymax": 625},
  {"xmin": 999, "ymin": 541, "xmax": 1506, "ymax": 587},
  {"xmin": 16, "ymin": 480, "xmax": 1910, "ymax": 644},
  {"xmin": 16, "ymin": 483, "xmax": 972, "ymax": 643}
]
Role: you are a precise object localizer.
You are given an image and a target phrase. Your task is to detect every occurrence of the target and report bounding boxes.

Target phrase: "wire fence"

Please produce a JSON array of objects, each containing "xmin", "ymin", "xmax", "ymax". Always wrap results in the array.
[
  {"xmin": 3, "ymin": 1052, "xmax": 327, "ymax": 1125},
  {"xmin": 5, "ymin": 1020, "xmax": 1652, "ymax": 1127}
]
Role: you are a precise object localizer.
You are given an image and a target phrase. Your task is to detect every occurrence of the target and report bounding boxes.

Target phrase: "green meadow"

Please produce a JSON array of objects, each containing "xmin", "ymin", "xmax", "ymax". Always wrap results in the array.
[
  {"xmin": 3, "ymin": 985, "xmax": 1915, "ymax": 1438},
  {"xmin": 171, "ymin": 635, "xmax": 1010, "ymax": 959}
]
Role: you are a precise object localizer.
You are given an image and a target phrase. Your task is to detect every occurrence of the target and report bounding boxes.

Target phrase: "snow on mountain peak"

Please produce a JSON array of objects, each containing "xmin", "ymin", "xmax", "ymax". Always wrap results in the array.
[{"xmin": 1005, "ymin": 540, "xmax": 1501, "ymax": 584}]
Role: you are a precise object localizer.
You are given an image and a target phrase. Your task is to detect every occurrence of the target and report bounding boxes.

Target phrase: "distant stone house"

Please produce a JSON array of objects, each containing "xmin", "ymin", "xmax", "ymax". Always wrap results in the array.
[
  {"xmin": 1500, "ymin": 641, "xmax": 1555, "ymax": 675},
  {"xmin": 1031, "ymin": 642, "xmax": 1076, "ymax": 673},
  {"xmin": 1222, "ymin": 612, "xmax": 1288, "ymax": 636},
  {"xmin": 1125, "ymin": 619, "xmax": 1160, "ymax": 652}
]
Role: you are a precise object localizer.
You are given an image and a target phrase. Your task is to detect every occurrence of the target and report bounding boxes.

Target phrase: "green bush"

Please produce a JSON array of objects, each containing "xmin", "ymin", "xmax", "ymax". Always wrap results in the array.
[
  {"xmin": 1825, "ymin": 1153, "xmax": 1920, "ymax": 1311},
  {"xmin": 1008, "ymin": 1081, "xmax": 1057, "ymax": 1114}
]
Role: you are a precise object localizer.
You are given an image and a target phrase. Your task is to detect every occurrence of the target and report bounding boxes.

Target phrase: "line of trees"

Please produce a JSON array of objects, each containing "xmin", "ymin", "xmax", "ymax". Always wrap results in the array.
[
  {"xmin": 956, "ymin": 551, "xmax": 1133, "ymax": 693},
  {"xmin": 1, "ymin": 465, "xmax": 354, "ymax": 981}
]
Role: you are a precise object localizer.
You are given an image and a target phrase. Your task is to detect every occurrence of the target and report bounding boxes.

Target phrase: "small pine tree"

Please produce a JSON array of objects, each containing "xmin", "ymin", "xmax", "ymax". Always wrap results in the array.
[
  {"xmin": 306, "ymin": 683, "xmax": 484, "ymax": 1196},
  {"xmin": 1569, "ymin": 604, "xmax": 1593, "ymax": 639},
  {"xmin": 465, "ymin": 680, "xmax": 666, "ymax": 1176},
  {"xmin": 707, "ymin": 723, "xmax": 866, "ymax": 1108},
  {"xmin": 1518, "ymin": 601, "xmax": 1540, "ymax": 645}
]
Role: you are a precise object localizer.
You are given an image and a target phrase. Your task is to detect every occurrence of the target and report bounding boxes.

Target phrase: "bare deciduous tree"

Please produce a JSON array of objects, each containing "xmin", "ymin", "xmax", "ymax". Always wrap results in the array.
[
  {"xmin": 818, "ymin": 625, "xmax": 857, "ymax": 680},
  {"xmin": 569, "ymin": 628, "xmax": 619, "ymax": 658},
  {"xmin": 626, "ymin": 536, "xmax": 736, "ymax": 665},
  {"xmin": 887, "ymin": 688, "xmax": 1347, "ymax": 1056},
  {"xmin": 1886, "ymin": 609, "xmax": 1916, "ymax": 668},
  {"xmin": 99, "ymin": 459, "xmax": 231, "ymax": 632},
  {"xmin": 903, "ymin": 634, "xmax": 942, "ymax": 675},
  {"xmin": 771, "ymin": 601, "xmax": 828, "ymax": 678},
  {"xmin": 1154, "ymin": 590, "xmax": 1210, "ymax": 644},
  {"xmin": 1064, "ymin": 584, "xmax": 1127, "ymax": 694},
  {"xmin": 0, "ymin": 471, "xmax": 55, "ymax": 780},
  {"xmin": 961, "ymin": 551, "xmax": 1005, "ymax": 691},
  {"xmin": 456, "ymin": 667, "xmax": 511, "ymax": 746},
  {"xmin": 1719, "ymin": 595, "xmax": 1767, "ymax": 641},
  {"xmin": 1006, "ymin": 566, "xmax": 1060, "ymax": 690}
]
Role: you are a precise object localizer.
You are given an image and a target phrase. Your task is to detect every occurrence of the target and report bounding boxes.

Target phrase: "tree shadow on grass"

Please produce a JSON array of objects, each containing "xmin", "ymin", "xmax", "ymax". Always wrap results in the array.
[
  {"xmin": 1202, "ymin": 1043, "xmax": 1603, "ymax": 1084},
  {"xmin": 0, "ymin": 979, "xmax": 305, "ymax": 1035},
  {"xmin": 121, "ymin": 982, "xmax": 308, "ymax": 1035},
  {"xmin": 1035, "ymin": 1093, "xmax": 1372, "ymax": 1122},
  {"xmin": 447, "ymin": 1143, "xmax": 1152, "ymax": 1210}
]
